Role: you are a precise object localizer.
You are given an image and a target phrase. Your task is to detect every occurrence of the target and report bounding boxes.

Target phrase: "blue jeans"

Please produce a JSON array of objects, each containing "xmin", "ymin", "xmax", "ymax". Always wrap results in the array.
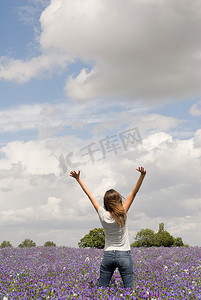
[{"xmin": 98, "ymin": 250, "xmax": 134, "ymax": 288}]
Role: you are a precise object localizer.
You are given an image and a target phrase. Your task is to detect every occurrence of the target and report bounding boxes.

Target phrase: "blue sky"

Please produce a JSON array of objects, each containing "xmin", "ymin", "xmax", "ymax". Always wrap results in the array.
[{"xmin": 0, "ymin": 0, "xmax": 201, "ymax": 247}]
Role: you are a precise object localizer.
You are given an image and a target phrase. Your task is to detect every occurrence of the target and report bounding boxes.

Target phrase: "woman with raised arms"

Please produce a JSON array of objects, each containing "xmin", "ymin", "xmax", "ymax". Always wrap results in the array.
[{"xmin": 70, "ymin": 166, "xmax": 146, "ymax": 289}]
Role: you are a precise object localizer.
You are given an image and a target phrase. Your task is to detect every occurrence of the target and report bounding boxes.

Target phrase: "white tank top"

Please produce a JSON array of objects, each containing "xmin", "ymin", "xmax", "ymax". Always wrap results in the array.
[{"xmin": 98, "ymin": 206, "xmax": 131, "ymax": 251}]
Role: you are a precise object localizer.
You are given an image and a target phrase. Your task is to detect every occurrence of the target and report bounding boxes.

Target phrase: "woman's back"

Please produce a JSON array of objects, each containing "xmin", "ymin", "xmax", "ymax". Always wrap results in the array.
[{"xmin": 98, "ymin": 206, "xmax": 130, "ymax": 251}]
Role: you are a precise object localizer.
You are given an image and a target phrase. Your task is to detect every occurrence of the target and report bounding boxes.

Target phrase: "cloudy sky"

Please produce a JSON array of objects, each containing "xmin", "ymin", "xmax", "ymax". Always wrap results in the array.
[{"xmin": 0, "ymin": 0, "xmax": 201, "ymax": 247}]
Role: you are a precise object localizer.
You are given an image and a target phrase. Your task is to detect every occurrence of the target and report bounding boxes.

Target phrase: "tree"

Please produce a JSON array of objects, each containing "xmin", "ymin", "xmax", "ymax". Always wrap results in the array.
[
  {"xmin": 131, "ymin": 223, "xmax": 185, "ymax": 247},
  {"xmin": 44, "ymin": 241, "xmax": 56, "ymax": 247},
  {"xmin": 131, "ymin": 228, "xmax": 155, "ymax": 247},
  {"xmin": 154, "ymin": 231, "xmax": 174, "ymax": 247},
  {"xmin": 18, "ymin": 239, "xmax": 36, "ymax": 248},
  {"xmin": 153, "ymin": 222, "xmax": 174, "ymax": 247},
  {"xmin": 173, "ymin": 237, "xmax": 184, "ymax": 247},
  {"xmin": 78, "ymin": 228, "xmax": 105, "ymax": 249},
  {"xmin": 158, "ymin": 222, "xmax": 165, "ymax": 234},
  {"xmin": 0, "ymin": 241, "xmax": 12, "ymax": 248}
]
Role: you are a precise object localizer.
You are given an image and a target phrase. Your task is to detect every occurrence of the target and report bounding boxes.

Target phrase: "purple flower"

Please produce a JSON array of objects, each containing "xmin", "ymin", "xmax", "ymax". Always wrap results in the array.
[{"xmin": 0, "ymin": 246, "xmax": 201, "ymax": 299}]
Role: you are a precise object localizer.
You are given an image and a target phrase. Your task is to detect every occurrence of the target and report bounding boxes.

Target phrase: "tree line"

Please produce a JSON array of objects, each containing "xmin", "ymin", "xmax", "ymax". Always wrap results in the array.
[
  {"xmin": 0, "ymin": 239, "xmax": 56, "ymax": 248},
  {"xmin": 78, "ymin": 223, "xmax": 187, "ymax": 249},
  {"xmin": 1, "ymin": 223, "xmax": 186, "ymax": 249}
]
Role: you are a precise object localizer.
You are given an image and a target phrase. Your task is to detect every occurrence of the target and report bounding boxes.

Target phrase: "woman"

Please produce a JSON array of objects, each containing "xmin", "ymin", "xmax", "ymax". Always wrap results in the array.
[{"xmin": 70, "ymin": 166, "xmax": 146, "ymax": 288}]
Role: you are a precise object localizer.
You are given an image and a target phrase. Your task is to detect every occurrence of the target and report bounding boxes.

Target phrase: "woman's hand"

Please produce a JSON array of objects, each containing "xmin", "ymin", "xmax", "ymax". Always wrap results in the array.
[
  {"xmin": 124, "ymin": 166, "xmax": 146, "ymax": 212},
  {"xmin": 70, "ymin": 170, "xmax": 80, "ymax": 181},
  {"xmin": 136, "ymin": 166, "xmax": 146, "ymax": 175}
]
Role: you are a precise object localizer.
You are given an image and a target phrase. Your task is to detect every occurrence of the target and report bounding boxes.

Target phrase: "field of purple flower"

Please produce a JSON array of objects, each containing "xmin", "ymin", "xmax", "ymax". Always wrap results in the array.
[{"xmin": 0, "ymin": 246, "xmax": 201, "ymax": 299}]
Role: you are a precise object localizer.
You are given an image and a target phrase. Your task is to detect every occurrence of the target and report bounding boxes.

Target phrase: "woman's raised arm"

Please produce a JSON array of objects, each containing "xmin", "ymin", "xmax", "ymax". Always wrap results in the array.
[
  {"xmin": 123, "ymin": 167, "xmax": 146, "ymax": 212},
  {"xmin": 70, "ymin": 170, "xmax": 100, "ymax": 212}
]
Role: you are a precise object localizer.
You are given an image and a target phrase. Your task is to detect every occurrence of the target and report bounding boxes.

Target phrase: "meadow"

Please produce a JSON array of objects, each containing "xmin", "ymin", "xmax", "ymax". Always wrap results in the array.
[{"xmin": 0, "ymin": 246, "xmax": 201, "ymax": 299}]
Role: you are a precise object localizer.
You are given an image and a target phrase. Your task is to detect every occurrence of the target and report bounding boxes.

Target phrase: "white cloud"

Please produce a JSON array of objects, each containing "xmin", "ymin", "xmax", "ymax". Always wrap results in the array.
[
  {"xmin": 39, "ymin": 196, "xmax": 62, "ymax": 219},
  {"xmin": 193, "ymin": 129, "xmax": 201, "ymax": 148},
  {"xmin": 189, "ymin": 100, "xmax": 201, "ymax": 116},
  {"xmin": 0, "ymin": 104, "xmax": 42, "ymax": 133},
  {"xmin": 41, "ymin": 0, "xmax": 201, "ymax": 102},
  {"xmin": 140, "ymin": 132, "xmax": 173, "ymax": 151},
  {"xmin": 1, "ymin": 0, "xmax": 201, "ymax": 102},
  {"xmin": 65, "ymin": 68, "xmax": 99, "ymax": 101},
  {"xmin": 1, "ymin": 140, "xmax": 60, "ymax": 175},
  {"xmin": 0, "ymin": 52, "xmax": 71, "ymax": 83},
  {"xmin": 0, "ymin": 101, "xmax": 182, "ymax": 142},
  {"xmin": 0, "ymin": 103, "xmax": 89, "ymax": 136},
  {"xmin": 16, "ymin": 0, "xmax": 50, "ymax": 27},
  {"xmin": 40, "ymin": 103, "xmax": 59, "ymax": 118},
  {"xmin": 0, "ymin": 207, "xmax": 34, "ymax": 224}
]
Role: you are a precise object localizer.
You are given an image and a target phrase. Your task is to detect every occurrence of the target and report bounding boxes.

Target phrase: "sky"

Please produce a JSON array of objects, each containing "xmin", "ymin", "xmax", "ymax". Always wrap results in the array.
[{"xmin": 0, "ymin": 0, "xmax": 201, "ymax": 248}]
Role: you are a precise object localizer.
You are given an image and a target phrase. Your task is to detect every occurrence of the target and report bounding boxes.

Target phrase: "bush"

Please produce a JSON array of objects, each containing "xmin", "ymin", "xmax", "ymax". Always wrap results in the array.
[
  {"xmin": 0, "ymin": 241, "xmax": 12, "ymax": 248},
  {"xmin": 18, "ymin": 239, "xmax": 36, "ymax": 248},
  {"xmin": 44, "ymin": 241, "xmax": 56, "ymax": 247}
]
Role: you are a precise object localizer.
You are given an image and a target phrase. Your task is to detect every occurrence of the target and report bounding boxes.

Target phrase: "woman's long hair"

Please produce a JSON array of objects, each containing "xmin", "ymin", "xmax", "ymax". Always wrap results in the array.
[{"xmin": 104, "ymin": 189, "xmax": 126, "ymax": 227}]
